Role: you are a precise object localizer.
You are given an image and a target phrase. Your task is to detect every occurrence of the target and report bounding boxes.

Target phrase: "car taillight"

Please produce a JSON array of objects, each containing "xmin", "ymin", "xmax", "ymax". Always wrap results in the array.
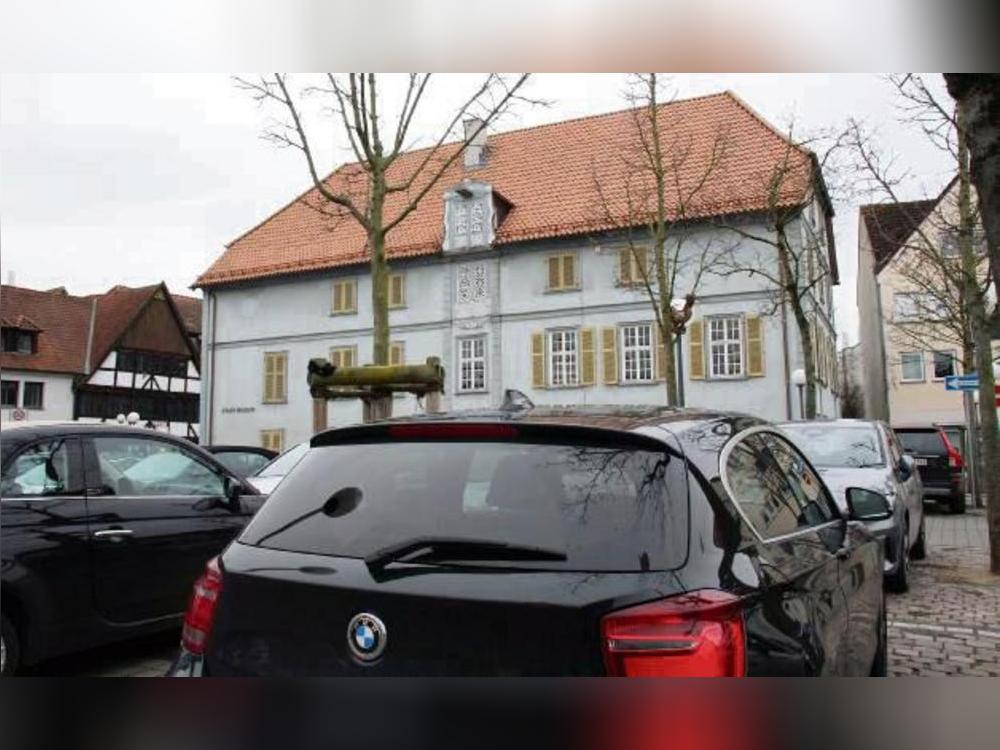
[
  {"xmin": 181, "ymin": 556, "xmax": 223, "ymax": 655},
  {"xmin": 939, "ymin": 430, "xmax": 964, "ymax": 469},
  {"xmin": 601, "ymin": 590, "xmax": 746, "ymax": 677}
]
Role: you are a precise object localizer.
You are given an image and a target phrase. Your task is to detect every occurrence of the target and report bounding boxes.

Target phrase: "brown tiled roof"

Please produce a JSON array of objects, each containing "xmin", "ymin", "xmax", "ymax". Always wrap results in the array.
[
  {"xmin": 860, "ymin": 199, "xmax": 938, "ymax": 273},
  {"xmin": 1, "ymin": 283, "xmax": 200, "ymax": 376},
  {"xmin": 172, "ymin": 294, "xmax": 202, "ymax": 334},
  {"xmin": 0, "ymin": 285, "xmax": 92, "ymax": 374},
  {"xmin": 197, "ymin": 91, "xmax": 816, "ymax": 288}
]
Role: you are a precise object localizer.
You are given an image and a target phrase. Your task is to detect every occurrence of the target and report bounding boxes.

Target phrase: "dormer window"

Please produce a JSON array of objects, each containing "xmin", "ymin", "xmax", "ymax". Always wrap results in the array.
[
  {"xmin": 442, "ymin": 180, "xmax": 511, "ymax": 254},
  {"xmin": 2, "ymin": 327, "xmax": 37, "ymax": 354}
]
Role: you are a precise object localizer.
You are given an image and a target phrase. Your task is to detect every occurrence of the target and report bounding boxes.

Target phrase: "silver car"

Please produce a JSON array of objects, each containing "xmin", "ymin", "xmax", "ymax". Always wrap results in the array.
[
  {"xmin": 779, "ymin": 419, "xmax": 925, "ymax": 592},
  {"xmin": 246, "ymin": 442, "xmax": 310, "ymax": 495}
]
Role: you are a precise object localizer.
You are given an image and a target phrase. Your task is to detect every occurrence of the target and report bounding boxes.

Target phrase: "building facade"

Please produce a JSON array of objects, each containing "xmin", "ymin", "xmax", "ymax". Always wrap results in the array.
[
  {"xmin": 0, "ymin": 283, "xmax": 203, "ymax": 438},
  {"xmin": 857, "ymin": 180, "xmax": 998, "ymax": 427},
  {"xmin": 198, "ymin": 93, "xmax": 840, "ymax": 450}
]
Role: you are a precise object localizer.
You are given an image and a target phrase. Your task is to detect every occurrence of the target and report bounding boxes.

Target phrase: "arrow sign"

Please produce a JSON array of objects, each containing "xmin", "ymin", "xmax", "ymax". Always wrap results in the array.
[{"xmin": 945, "ymin": 373, "xmax": 979, "ymax": 391}]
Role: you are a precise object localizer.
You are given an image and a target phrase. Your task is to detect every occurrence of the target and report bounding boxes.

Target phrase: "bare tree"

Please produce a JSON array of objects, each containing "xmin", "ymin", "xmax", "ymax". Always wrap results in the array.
[
  {"xmin": 847, "ymin": 73, "xmax": 999, "ymax": 572},
  {"xmin": 236, "ymin": 73, "xmax": 531, "ymax": 419},
  {"xmin": 713, "ymin": 127, "xmax": 841, "ymax": 418},
  {"xmin": 591, "ymin": 74, "xmax": 730, "ymax": 405}
]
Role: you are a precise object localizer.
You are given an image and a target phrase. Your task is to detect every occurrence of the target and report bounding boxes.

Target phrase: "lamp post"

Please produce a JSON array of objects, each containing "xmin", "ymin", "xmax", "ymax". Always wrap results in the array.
[
  {"xmin": 791, "ymin": 368, "xmax": 806, "ymax": 420},
  {"xmin": 671, "ymin": 298, "xmax": 688, "ymax": 408}
]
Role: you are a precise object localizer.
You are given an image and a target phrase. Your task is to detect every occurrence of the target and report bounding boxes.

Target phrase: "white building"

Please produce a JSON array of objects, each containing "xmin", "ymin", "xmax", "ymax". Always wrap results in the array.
[{"xmin": 197, "ymin": 92, "xmax": 840, "ymax": 451}]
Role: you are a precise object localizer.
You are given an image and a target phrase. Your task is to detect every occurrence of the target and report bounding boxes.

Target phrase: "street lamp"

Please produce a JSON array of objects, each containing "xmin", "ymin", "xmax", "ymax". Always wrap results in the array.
[
  {"xmin": 126, "ymin": 411, "xmax": 140, "ymax": 426},
  {"xmin": 791, "ymin": 368, "xmax": 806, "ymax": 420}
]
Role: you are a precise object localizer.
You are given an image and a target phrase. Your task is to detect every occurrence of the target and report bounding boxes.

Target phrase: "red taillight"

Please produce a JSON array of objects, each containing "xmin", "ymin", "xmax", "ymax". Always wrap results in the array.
[
  {"xmin": 939, "ymin": 429, "xmax": 964, "ymax": 469},
  {"xmin": 388, "ymin": 423, "xmax": 519, "ymax": 440},
  {"xmin": 181, "ymin": 556, "xmax": 223, "ymax": 655},
  {"xmin": 601, "ymin": 590, "xmax": 746, "ymax": 677}
]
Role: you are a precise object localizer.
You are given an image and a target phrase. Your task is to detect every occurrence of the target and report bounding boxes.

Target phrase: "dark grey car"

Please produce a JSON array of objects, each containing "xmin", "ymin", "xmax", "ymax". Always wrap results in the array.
[{"xmin": 780, "ymin": 420, "xmax": 925, "ymax": 592}]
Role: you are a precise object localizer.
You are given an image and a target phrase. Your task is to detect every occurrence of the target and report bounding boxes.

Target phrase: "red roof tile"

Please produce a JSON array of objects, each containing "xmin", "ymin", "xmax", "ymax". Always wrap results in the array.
[
  {"xmin": 1, "ymin": 285, "xmax": 92, "ymax": 374},
  {"xmin": 197, "ymin": 91, "xmax": 815, "ymax": 288}
]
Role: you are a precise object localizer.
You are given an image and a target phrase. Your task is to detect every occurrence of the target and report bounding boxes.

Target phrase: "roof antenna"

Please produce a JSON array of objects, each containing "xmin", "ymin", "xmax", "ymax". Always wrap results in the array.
[{"xmin": 500, "ymin": 389, "xmax": 534, "ymax": 412}]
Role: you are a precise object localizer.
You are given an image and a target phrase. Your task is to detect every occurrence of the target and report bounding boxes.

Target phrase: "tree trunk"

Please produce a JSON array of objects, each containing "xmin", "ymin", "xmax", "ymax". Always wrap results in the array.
[
  {"xmin": 367, "ymin": 172, "xmax": 392, "ymax": 422},
  {"xmin": 790, "ymin": 298, "xmax": 817, "ymax": 418},
  {"xmin": 655, "ymin": 247, "xmax": 679, "ymax": 406}
]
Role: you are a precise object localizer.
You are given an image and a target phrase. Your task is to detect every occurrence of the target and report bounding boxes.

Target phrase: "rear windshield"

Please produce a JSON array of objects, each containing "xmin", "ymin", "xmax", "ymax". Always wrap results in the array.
[
  {"xmin": 780, "ymin": 424, "xmax": 884, "ymax": 468},
  {"xmin": 241, "ymin": 438, "xmax": 688, "ymax": 572},
  {"xmin": 896, "ymin": 430, "xmax": 945, "ymax": 455}
]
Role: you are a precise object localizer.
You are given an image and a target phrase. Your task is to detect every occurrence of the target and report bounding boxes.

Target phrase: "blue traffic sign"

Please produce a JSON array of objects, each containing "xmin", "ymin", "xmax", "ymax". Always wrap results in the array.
[{"xmin": 944, "ymin": 373, "xmax": 979, "ymax": 391}]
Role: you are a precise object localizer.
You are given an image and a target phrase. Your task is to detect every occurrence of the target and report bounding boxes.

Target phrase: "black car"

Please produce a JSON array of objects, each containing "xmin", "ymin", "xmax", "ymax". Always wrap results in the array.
[
  {"xmin": 204, "ymin": 445, "xmax": 278, "ymax": 479},
  {"xmin": 0, "ymin": 423, "xmax": 263, "ymax": 675},
  {"xmin": 894, "ymin": 426, "xmax": 966, "ymax": 514},
  {"xmin": 171, "ymin": 407, "xmax": 887, "ymax": 677}
]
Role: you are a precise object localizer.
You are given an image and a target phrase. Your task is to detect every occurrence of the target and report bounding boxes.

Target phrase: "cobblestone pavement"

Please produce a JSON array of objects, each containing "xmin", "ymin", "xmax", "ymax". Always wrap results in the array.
[{"xmin": 888, "ymin": 507, "xmax": 1000, "ymax": 676}]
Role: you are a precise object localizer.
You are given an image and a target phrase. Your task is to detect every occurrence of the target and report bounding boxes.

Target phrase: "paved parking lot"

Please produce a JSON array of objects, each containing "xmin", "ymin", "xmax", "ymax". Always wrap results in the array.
[
  {"xmin": 888, "ymin": 508, "xmax": 1000, "ymax": 676},
  {"xmin": 26, "ymin": 509, "xmax": 1000, "ymax": 677}
]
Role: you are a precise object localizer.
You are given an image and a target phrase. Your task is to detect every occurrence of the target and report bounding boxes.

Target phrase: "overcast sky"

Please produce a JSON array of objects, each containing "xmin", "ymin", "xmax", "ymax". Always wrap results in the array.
[{"xmin": 0, "ymin": 73, "xmax": 956, "ymax": 344}]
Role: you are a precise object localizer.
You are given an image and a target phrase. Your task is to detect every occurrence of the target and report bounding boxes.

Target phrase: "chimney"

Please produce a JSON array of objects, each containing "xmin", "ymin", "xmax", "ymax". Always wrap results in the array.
[{"xmin": 463, "ymin": 117, "xmax": 488, "ymax": 168}]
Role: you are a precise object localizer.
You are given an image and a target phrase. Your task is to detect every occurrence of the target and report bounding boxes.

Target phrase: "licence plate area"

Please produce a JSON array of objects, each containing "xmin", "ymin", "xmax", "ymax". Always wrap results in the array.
[{"xmin": 914, "ymin": 458, "xmax": 928, "ymax": 466}]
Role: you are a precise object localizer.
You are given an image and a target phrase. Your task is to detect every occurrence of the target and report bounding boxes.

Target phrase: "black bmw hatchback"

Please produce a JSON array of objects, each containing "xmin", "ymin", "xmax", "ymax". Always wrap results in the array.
[{"xmin": 171, "ymin": 407, "xmax": 888, "ymax": 677}]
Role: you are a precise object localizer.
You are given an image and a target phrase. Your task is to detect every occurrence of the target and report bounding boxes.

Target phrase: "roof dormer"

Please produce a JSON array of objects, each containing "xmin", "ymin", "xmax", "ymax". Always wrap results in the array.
[{"xmin": 442, "ymin": 180, "xmax": 511, "ymax": 253}]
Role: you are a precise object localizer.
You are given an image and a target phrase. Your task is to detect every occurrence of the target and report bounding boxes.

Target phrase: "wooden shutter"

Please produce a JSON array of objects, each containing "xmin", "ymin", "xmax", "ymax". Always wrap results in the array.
[
  {"xmin": 531, "ymin": 332, "xmax": 546, "ymax": 388},
  {"xmin": 636, "ymin": 248, "xmax": 649, "ymax": 282},
  {"xmin": 601, "ymin": 327, "xmax": 618, "ymax": 384},
  {"xmin": 345, "ymin": 280, "xmax": 356, "ymax": 312},
  {"xmin": 547, "ymin": 257, "xmax": 561, "ymax": 290},
  {"xmin": 562, "ymin": 255, "xmax": 576, "ymax": 289},
  {"xmin": 390, "ymin": 274, "xmax": 405, "ymax": 307},
  {"xmin": 618, "ymin": 248, "xmax": 631, "ymax": 285},
  {"xmin": 746, "ymin": 315, "xmax": 765, "ymax": 377},
  {"xmin": 263, "ymin": 353, "xmax": 274, "ymax": 401},
  {"xmin": 580, "ymin": 328, "xmax": 596, "ymax": 386},
  {"xmin": 275, "ymin": 353, "xmax": 286, "ymax": 401},
  {"xmin": 655, "ymin": 325, "xmax": 667, "ymax": 381},
  {"xmin": 688, "ymin": 320, "xmax": 705, "ymax": 379},
  {"xmin": 390, "ymin": 341, "xmax": 404, "ymax": 366}
]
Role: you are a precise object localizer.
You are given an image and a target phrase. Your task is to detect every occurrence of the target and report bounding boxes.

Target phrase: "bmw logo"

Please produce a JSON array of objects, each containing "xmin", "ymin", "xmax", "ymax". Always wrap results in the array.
[{"xmin": 346, "ymin": 612, "xmax": 387, "ymax": 662}]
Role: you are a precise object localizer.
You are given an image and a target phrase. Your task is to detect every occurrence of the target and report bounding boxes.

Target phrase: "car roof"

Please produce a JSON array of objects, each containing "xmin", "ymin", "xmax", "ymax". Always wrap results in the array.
[
  {"xmin": 0, "ymin": 422, "xmax": 203, "ymax": 449},
  {"xmin": 778, "ymin": 419, "xmax": 881, "ymax": 428},
  {"xmin": 205, "ymin": 445, "xmax": 275, "ymax": 454}
]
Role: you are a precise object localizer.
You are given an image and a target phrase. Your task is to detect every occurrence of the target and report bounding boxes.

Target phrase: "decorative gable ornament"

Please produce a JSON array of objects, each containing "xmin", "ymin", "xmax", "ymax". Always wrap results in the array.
[{"xmin": 442, "ymin": 180, "xmax": 497, "ymax": 253}]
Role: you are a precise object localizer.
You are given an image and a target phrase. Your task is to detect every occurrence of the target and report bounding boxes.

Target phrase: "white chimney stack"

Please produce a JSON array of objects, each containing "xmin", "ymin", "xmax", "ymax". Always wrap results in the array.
[{"xmin": 463, "ymin": 117, "xmax": 487, "ymax": 168}]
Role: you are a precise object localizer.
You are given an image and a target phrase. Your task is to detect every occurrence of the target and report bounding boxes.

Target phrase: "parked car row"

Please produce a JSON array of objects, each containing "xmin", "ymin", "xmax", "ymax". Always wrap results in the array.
[{"xmin": 1, "ymin": 410, "xmax": 941, "ymax": 676}]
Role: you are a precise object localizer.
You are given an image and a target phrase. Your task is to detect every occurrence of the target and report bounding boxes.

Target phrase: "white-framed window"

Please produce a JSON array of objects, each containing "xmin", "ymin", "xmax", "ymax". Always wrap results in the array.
[
  {"xmin": 457, "ymin": 335, "xmax": 487, "ymax": 393},
  {"xmin": 547, "ymin": 329, "xmax": 579, "ymax": 387},
  {"xmin": 620, "ymin": 324, "xmax": 654, "ymax": 383},
  {"xmin": 708, "ymin": 316, "xmax": 744, "ymax": 378},
  {"xmin": 900, "ymin": 352, "xmax": 925, "ymax": 383},
  {"xmin": 932, "ymin": 350, "xmax": 957, "ymax": 380}
]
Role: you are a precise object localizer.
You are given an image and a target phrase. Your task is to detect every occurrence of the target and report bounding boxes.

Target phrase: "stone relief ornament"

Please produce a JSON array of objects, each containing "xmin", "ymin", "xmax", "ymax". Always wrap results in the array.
[{"xmin": 457, "ymin": 264, "xmax": 489, "ymax": 304}]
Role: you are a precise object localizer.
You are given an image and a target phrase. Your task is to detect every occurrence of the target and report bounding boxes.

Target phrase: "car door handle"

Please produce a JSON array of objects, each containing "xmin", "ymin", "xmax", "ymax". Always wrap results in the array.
[{"xmin": 93, "ymin": 528, "xmax": 134, "ymax": 539}]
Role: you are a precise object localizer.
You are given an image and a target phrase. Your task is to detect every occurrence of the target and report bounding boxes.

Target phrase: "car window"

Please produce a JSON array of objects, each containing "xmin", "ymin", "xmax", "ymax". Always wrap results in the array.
[
  {"xmin": 214, "ymin": 451, "xmax": 271, "ymax": 476},
  {"xmin": 779, "ymin": 424, "xmax": 884, "ymax": 468},
  {"xmin": 759, "ymin": 433, "xmax": 838, "ymax": 526},
  {"xmin": 255, "ymin": 442, "xmax": 309, "ymax": 477},
  {"xmin": 895, "ymin": 430, "xmax": 945, "ymax": 455},
  {"xmin": 1, "ymin": 438, "xmax": 79, "ymax": 497},
  {"xmin": 242, "ymin": 438, "xmax": 689, "ymax": 572},
  {"xmin": 92, "ymin": 437, "xmax": 225, "ymax": 497},
  {"xmin": 724, "ymin": 432, "xmax": 833, "ymax": 541}
]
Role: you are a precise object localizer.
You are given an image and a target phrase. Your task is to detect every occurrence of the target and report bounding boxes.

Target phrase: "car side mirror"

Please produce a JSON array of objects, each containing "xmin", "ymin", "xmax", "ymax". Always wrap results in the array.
[
  {"xmin": 223, "ymin": 475, "xmax": 242, "ymax": 507},
  {"xmin": 898, "ymin": 454, "xmax": 915, "ymax": 479},
  {"xmin": 846, "ymin": 487, "xmax": 892, "ymax": 522}
]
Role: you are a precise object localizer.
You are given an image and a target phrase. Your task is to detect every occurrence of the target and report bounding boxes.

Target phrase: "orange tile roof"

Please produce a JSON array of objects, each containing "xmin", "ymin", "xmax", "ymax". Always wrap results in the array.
[{"xmin": 197, "ymin": 91, "xmax": 814, "ymax": 288}]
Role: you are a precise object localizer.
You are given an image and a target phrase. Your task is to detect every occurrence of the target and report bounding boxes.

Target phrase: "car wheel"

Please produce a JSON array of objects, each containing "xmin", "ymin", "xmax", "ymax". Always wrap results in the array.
[
  {"xmin": 911, "ymin": 517, "xmax": 927, "ymax": 560},
  {"xmin": 886, "ymin": 520, "xmax": 910, "ymax": 593},
  {"xmin": 949, "ymin": 494, "xmax": 966, "ymax": 514},
  {"xmin": 869, "ymin": 601, "xmax": 888, "ymax": 676},
  {"xmin": 1, "ymin": 615, "xmax": 21, "ymax": 676}
]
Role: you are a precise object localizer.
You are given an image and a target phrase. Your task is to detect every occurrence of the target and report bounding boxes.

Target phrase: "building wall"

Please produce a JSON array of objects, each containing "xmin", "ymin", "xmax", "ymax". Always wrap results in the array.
[
  {"xmin": 202, "ymin": 219, "xmax": 840, "ymax": 448},
  {"xmin": 856, "ymin": 219, "xmax": 890, "ymax": 421},
  {"xmin": 0, "ymin": 370, "xmax": 76, "ymax": 424}
]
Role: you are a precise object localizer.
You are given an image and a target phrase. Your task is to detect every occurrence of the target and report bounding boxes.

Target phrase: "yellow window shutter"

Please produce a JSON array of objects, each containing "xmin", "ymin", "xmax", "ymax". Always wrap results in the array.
[
  {"xmin": 636, "ymin": 248, "xmax": 649, "ymax": 281},
  {"xmin": 580, "ymin": 328, "xmax": 596, "ymax": 386},
  {"xmin": 276, "ymin": 353, "xmax": 286, "ymax": 400},
  {"xmin": 333, "ymin": 282, "xmax": 343, "ymax": 312},
  {"xmin": 688, "ymin": 320, "xmax": 705, "ymax": 380},
  {"xmin": 390, "ymin": 274, "xmax": 405, "ymax": 307},
  {"xmin": 547, "ymin": 257, "xmax": 561, "ymax": 290},
  {"xmin": 618, "ymin": 248, "xmax": 631, "ymax": 285},
  {"xmin": 562, "ymin": 255, "xmax": 576, "ymax": 289},
  {"xmin": 390, "ymin": 341, "xmax": 404, "ymax": 366},
  {"xmin": 655, "ymin": 325, "xmax": 667, "ymax": 381},
  {"xmin": 531, "ymin": 332, "xmax": 546, "ymax": 388},
  {"xmin": 346, "ymin": 281, "xmax": 356, "ymax": 312},
  {"xmin": 746, "ymin": 316, "xmax": 765, "ymax": 377},
  {"xmin": 601, "ymin": 327, "xmax": 618, "ymax": 384}
]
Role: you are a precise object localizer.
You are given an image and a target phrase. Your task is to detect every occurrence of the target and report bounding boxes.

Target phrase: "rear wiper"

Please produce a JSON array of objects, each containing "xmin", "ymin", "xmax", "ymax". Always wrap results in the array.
[{"xmin": 364, "ymin": 537, "xmax": 567, "ymax": 573}]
